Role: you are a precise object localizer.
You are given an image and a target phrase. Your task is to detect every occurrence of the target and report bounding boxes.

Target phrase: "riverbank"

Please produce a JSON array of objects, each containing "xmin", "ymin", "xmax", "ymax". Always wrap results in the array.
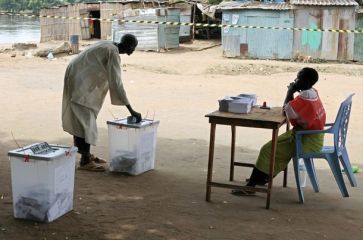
[{"xmin": 0, "ymin": 14, "xmax": 40, "ymax": 44}]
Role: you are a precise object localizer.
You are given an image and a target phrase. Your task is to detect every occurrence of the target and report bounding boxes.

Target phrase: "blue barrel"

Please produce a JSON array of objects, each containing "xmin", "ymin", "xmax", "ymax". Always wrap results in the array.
[{"xmin": 69, "ymin": 35, "xmax": 79, "ymax": 45}]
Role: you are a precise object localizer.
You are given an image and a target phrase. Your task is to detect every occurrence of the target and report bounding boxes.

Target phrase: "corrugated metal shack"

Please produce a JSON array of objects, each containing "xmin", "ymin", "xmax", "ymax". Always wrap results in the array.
[
  {"xmin": 354, "ymin": 7, "xmax": 363, "ymax": 61},
  {"xmin": 112, "ymin": 8, "xmax": 181, "ymax": 51},
  {"xmin": 291, "ymin": 0, "xmax": 358, "ymax": 61},
  {"xmin": 172, "ymin": 2, "xmax": 192, "ymax": 42},
  {"xmin": 218, "ymin": 0, "xmax": 359, "ymax": 61},
  {"xmin": 40, "ymin": 1, "xmax": 166, "ymax": 42},
  {"xmin": 218, "ymin": 1, "xmax": 294, "ymax": 59}
]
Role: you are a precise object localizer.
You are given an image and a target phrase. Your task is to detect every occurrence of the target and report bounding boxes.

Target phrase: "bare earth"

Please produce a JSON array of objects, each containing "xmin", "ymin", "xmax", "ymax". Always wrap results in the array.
[{"xmin": 0, "ymin": 40, "xmax": 363, "ymax": 240}]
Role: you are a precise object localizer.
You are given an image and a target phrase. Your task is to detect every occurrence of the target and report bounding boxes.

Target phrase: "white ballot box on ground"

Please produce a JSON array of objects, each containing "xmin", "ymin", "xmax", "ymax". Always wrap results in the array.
[
  {"xmin": 107, "ymin": 118, "xmax": 159, "ymax": 175},
  {"xmin": 8, "ymin": 143, "xmax": 77, "ymax": 223}
]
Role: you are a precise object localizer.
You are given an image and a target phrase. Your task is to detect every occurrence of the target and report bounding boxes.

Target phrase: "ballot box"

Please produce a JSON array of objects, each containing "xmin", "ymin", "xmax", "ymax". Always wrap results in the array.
[
  {"xmin": 8, "ymin": 143, "xmax": 77, "ymax": 222},
  {"xmin": 107, "ymin": 118, "xmax": 159, "ymax": 175}
]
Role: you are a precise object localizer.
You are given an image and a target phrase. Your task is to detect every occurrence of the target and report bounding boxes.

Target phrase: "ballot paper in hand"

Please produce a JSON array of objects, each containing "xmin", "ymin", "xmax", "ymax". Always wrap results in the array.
[{"xmin": 218, "ymin": 94, "xmax": 257, "ymax": 114}]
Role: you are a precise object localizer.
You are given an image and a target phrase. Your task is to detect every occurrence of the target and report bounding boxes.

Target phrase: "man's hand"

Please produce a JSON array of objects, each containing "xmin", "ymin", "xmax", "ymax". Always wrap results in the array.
[
  {"xmin": 287, "ymin": 81, "xmax": 298, "ymax": 94},
  {"xmin": 131, "ymin": 110, "xmax": 142, "ymax": 123},
  {"xmin": 283, "ymin": 81, "xmax": 297, "ymax": 107},
  {"xmin": 126, "ymin": 104, "xmax": 142, "ymax": 123}
]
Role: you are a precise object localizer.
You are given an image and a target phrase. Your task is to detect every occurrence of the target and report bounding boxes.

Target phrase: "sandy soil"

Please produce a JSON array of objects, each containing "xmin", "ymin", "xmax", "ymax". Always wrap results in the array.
[{"xmin": 0, "ymin": 40, "xmax": 363, "ymax": 240}]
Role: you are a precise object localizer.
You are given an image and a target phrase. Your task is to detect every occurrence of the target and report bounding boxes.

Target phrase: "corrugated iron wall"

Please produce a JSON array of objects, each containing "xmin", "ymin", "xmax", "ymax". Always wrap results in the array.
[
  {"xmin": 158, "ymin": 8, "xmax": 180, "ymax": 49},
  {"xmin": 100, "ymin": 2, "xmax": 157, "ymax": 40},
  {"xmin": 113, "ymin": 8, "xmax": 180, "ymax": 51},
  {"xmin": 293, "ymin": 6, "xmax": 355, "ymax": 61},
  {"xmin": 221, "ymin": 9, "xmax": 294, "ymax": 59},
  {"xmin": 174, "ymin": 3, "xmax": 192, "ymax": 40},
  {"xmin": 354, "ymin": 13, "xmax": 363, "ymax": 61},
  {"xmin": 113, "ymin": 13, "xmax": 159, "ymax": 50}
]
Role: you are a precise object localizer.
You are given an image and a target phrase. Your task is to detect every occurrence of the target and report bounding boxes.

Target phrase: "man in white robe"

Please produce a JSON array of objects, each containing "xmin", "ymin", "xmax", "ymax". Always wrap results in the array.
[{"xmin": 62, "ymin": 34, "xmax": 141, "ymax": 171}]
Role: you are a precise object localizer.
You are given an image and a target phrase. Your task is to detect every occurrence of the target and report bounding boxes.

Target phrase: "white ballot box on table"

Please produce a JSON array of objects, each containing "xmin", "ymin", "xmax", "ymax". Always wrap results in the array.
[
  {"xmin": 107, "ymin": 118, "xmax": 159, "ymax": 175},
  {"xmin": 8, "ymin": 143, "xmax": 77, "ymax": 223},
  {"xmin": 219, "ymin": 94, "xmax": 257, "ymax": 114}
]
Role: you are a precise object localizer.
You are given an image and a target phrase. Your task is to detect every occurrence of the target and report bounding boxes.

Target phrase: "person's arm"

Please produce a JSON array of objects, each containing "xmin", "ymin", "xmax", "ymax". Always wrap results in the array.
[
  {"xmin": 107, "ymin": 47, "xmax": 142, "ymax": 123},
  {"xmin": 283, "ymin": 82, "xmax": 298, "ymax": 106},
  {"xmin": 107, "ymin": 50, "xmax": 130, "ymax": 106},
  {"xmin": 282, "ymin": 81, "xmax": 299, "ymax": 117}
]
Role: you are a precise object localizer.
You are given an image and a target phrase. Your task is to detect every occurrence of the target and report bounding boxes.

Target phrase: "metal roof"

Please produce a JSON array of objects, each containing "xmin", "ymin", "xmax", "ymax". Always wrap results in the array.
[
  {"xmin": 290, "ymin": 0, "xmax": 358, "ymax": 6},
  {"xmin": 42, "ymin": 0, "xmax": 168, "ymax": 9},
  {"xmin": 84, "ymin": 0, "xmax": 166, "ymax": 3},
  {"xmin": 217, "ymin": 1, "xmax": 293, "ymax": 10}
]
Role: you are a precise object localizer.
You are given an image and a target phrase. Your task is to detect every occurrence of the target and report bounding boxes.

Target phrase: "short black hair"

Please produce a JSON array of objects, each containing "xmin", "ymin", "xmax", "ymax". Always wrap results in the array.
[
  {"xmin": 120, "ymin": 34, "xmax": 138, "ymax": 47},
  {"xmin": 299, "ymin": 67, "xmax": 319, "ymax": 86}
]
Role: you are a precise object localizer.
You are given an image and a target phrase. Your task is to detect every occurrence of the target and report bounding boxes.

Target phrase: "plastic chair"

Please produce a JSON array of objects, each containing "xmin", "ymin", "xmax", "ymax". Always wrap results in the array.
[{"xmin": 292, "ymin": 93, "xmax": 357, "ymax": 203}]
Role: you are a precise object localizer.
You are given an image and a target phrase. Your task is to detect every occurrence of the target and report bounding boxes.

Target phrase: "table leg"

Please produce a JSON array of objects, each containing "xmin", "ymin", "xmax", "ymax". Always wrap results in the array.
[
  {"xmin": 230, "ymin": 125, "xmax": 236, "ymax": 181},
  {"xmin": 266, "ymin": 128, "xmax": 279, "ymax": 209},
  {"xmin": 206, "ymin": 123, "xmax": 216, "ymax": 202}
]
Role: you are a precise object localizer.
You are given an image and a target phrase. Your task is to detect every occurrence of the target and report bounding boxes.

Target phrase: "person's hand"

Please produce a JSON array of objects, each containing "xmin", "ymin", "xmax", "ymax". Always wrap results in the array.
[
  {"xmin": 287, "ymin": 81, "xmax": 298, "ymax": 94},
  {"xmin": 131, "ymin": 110, "xmax": 142, "ymax": 123},
  {"xmin": 126, "ymin": 104, "xmax": 142, "ymax": 123},
  {"xmin": 283, "ymin": 81, "xmax": 297, "ymax": 107}
]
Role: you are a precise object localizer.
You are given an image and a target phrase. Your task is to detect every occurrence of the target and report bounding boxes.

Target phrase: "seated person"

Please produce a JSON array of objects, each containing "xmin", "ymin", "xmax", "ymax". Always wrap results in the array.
[{"xmin": 232, "ymin": 67, "xmax": 326, "ymax": 195}]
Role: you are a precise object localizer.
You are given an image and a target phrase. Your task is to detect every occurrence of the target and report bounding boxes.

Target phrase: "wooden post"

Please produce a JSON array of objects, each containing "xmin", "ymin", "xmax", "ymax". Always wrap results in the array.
[{"xmin": 192, "ymin": 2, "xmax": 196, "ymax": 41}]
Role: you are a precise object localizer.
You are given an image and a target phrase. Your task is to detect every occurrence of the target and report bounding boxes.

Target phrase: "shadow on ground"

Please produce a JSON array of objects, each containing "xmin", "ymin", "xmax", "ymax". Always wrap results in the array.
[{"xmin": 0, "ymin": 129, "xmax": 362, "ymax": 240}]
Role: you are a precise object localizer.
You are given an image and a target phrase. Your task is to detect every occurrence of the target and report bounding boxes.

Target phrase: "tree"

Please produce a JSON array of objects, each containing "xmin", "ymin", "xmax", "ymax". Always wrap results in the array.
[
  {"xmin": 0, "ymin": 0, "xmax": 115, "ymax": 13},
  {"xmin": 0, "ymin": 0, "xmax": 21, "ymax": 12},
  {"xmin": 27, "ymin": 0, "xmax": 44, "ymax": 13}
]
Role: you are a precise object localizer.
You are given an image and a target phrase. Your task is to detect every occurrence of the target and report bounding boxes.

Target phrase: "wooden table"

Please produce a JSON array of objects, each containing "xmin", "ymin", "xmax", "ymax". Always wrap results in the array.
[{"xmin": 205, "ymin": 107, "xmax": 287, "ymax": 209}]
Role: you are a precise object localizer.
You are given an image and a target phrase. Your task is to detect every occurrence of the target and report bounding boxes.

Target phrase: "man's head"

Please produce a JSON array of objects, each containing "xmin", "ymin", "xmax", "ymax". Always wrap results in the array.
[
  {"xmin": 117, "ymin": 34, "xmax": 138, "ymax": 55},
  {"xmin": 294, "ymin": 67, "xmax": 319, "ymax": 91}
]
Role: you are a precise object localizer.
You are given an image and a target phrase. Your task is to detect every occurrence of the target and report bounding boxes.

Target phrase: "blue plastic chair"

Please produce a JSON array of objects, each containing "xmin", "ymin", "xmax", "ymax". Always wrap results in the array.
[{"xmin": 292, "ymin": 93, "xmax": 357, "ymax": 203}]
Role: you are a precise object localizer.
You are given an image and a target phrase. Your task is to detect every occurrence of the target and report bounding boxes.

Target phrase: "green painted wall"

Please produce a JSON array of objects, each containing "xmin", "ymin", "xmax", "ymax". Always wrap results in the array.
[
  {"xmin": 302, "ymin": 22, "xmax": 322, "ymax": 51},
  {"xmin": 354, "ymin": 15, "xmax": 363, "ymax": 61}
]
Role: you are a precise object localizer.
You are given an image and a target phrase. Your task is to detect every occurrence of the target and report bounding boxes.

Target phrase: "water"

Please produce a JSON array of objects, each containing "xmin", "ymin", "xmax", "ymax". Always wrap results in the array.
[{"xmin": 0, "ymin": 15, "xmax": 40, "ymax": 44}]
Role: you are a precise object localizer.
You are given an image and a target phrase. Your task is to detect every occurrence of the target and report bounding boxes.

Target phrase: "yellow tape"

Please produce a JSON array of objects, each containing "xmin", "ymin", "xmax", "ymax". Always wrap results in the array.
[{"xmin": 1, "ymin": 12, "xmax": 363, "ymax": 34}]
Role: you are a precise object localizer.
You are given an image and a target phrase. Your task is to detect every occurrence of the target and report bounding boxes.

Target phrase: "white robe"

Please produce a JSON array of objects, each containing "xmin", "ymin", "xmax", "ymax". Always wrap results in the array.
[{"xmin": 62, "ymin": 41, "xmax": 129, "ymax": 145}]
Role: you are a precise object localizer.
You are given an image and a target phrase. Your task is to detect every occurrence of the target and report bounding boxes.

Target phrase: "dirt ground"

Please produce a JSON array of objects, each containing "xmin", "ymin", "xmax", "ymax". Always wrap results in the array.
[{"xmin": 0, "ymin": 40, "xmax": 362, "ymax": 240}]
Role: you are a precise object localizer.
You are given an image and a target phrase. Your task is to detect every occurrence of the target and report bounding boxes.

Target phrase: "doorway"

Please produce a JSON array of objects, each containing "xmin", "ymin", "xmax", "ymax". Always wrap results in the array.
[{"xmin": 89, "ymin": 10, "xmax": 101, "ymax": 39}]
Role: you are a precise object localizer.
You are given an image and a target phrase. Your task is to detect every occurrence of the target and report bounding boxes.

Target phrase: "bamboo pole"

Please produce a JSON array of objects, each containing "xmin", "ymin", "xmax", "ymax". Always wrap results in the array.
[{"xmin": 192, "ymin": 2, "xmax": 196, "ymax": 41}]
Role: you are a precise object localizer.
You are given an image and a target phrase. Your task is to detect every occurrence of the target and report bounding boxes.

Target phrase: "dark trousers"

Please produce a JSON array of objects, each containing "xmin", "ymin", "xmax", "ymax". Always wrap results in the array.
[{"xmin": 73, "ymin": 136, "xmax": 91, "ymax": 166}]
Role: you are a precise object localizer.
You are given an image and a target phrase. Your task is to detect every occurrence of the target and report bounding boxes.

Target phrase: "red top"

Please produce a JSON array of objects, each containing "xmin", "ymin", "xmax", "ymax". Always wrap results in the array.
[{"xmin": 285, "ymin": 88, "xmax": 326, "ymax": 130}]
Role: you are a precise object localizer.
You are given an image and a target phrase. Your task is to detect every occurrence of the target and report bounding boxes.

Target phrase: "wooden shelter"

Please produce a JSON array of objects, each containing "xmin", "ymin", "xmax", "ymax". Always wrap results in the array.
[{"xmin": 40, "ymin": 1, "xmax": 167, "ymax": 42}]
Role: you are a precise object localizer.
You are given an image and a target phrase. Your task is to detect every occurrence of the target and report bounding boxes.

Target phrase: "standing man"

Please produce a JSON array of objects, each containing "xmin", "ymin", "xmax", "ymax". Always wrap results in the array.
[{"xmin": 62, "ymin": 34, "xmax": 142, "ymax": 172}]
